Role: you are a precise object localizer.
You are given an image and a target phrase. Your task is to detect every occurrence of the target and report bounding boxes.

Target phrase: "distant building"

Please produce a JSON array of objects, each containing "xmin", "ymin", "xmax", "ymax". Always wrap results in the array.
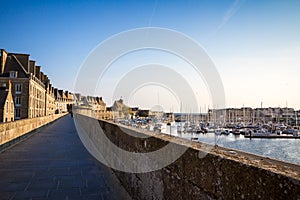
[
  {"xmin": 163, "ymin": 112, "xmax": 175, "ymax": 122},
  {"xmin": 86, "ymin": 96, "xmax": 106, "ymax": 119},
  {"xmin": 129, "ymin": 107, "xmax": 139, "ymax": 118},
  {"xmin": 0, "ymin": 80, "xmax": 14, "ymax": 122},
  {"xmin": 74, "ymin": 93, "xmax": 82, "ymax": 104},
  {"xmin": 109, "ymin": 98, "xmax": 130, "ymax": 119},
  {"xmin": 136, "ymin": 110, "xmax": 164, "ymax": 119},
  {"xmin": 137, "ymin": 109, "xmax": 150, "ymax": 118},
  {"xmin": 54, "ymin": 89, "xmax": 73, "ymax": 114},
  {"xmin": 209, "ymin": 107, "xmax": 297, "ymax": 125},
  {"xmin": 44, "ymin": 82, "xmax": 55, "ymax": 116},
  {"xmin": 105, "ymin": 107, "xmax": 114, "ymax": 120}
]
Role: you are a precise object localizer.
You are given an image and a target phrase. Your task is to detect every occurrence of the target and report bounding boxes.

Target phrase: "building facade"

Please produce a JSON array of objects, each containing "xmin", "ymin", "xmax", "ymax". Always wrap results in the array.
[
  {"xmin": 0, "ymin": 80, "xmax": 14, "ymax": 122},
  {"xmin": 209, "ymin": 107, "xmax": 298, "ymax": 125},
  {"xmin": 0, "ymin": 49, "xmax": 66, "ymax": 120},
  {"xmin": 54, "ymin": 89, "xmax": 74, "ymax": 114}
]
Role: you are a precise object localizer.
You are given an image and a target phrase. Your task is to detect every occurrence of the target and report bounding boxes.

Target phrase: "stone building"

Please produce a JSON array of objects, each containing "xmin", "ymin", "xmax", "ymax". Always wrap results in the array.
[
  {"xmin": 0, "ymin": 80, "xmax": 14, "ymax": 122},
  {"xmin": 163, "ymin": 112, "xmax": 175, "ymax": 122},
  {"xmin": 108, "ymin": 98, "xmax": 130, "ymax": 119},
  {"xmin": 0, "ymin": 49, "xmax": 54, "ymax": 119},
  {"xmin": 137, "ymin": 109, "xmax": 151, "ymax": 118},
  {"xmin": 44, "ymin": 82, "xmax": 55, "ymax": 116},
  {"xmin": 209, "ymin": 107, "xmax": 297, "ymax": 125},
  {"xmin": 86, "ymin": 96, "xmax": 106, "ymax": 119},
  {"xmin": 54, "ymin": 89, "xmax": 73, "ymax": 114}
]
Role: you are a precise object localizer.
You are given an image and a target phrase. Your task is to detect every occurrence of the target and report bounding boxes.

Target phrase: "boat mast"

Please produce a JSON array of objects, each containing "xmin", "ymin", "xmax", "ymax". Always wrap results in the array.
[{"xmin": 243, "ymin": 105, "xmax": 245, "ymax": 126}]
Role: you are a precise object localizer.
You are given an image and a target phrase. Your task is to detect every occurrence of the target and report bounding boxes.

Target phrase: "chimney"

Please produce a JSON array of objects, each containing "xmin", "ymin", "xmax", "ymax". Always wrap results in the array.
[
  {"xmin": 1, "ymin": 49, "xmax": 8, "ymax": 74},
  {"xmin": 43, "ymin": 75, "xmax": 49, "ymax": 85},
  {"xmin": 30, "ymin": 60, "xmax": 36, "ymax": 76},
  {"xmin": 40, "ymin": 72, "xmax": 44, "ymax": 82},
  {"xmin": 5, "ymin": 80, "xmax": 12, "ymax": 92},
  {"xmin": 54, "ymin": 88, "xmax": 58, "ymax": 99},
  {"xmin": 35, "ymin": 66, "xmax": 41, "ymax": 79},
  {"xmin": 49, "ymin": 84, "xmax": 52, "ymax": 93}
]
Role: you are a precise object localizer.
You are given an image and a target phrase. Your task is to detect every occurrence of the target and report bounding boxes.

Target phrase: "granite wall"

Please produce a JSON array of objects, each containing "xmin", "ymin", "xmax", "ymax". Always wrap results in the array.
[
  {"xmin": 0, "ymin": 113, "xmax": 67, "ymax": 147},
  {"xmin": 76, "ymin": 114, "xmax": 300, "ymax": 199}
]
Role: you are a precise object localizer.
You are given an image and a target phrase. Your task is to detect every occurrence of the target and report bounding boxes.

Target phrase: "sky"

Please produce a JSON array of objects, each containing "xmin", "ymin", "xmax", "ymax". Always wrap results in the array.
[{"xmin": 0, "ymin": 0, "xmax": 299, "ymax": 111}]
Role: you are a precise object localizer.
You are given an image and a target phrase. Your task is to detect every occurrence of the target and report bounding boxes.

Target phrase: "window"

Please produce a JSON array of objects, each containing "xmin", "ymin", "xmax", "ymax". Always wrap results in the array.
[
  {"xmin": 11, "ymin": 102, "xmax": 14, "ymax": 113},
  {"xmin": 6, "ymin": 101, "xmax": 8, "ymax": 114},
  {"xmin": 15, "ymin": 84, "xmax": 22, "ymax": 94},
  {"xmin": 9, "ymin": 71, "xmax": 17, "ymax": 78},
  {"xmin": 15, "ymin": 108, "xmax": 21, "ymax": 119},
  {"xmin": 15, "ymin": 97, "xmax": 21, "ymax": 106}
]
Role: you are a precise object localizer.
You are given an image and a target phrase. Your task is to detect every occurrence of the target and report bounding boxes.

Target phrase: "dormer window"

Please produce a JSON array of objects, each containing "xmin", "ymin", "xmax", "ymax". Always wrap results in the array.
[{"xmin": 9, "ymin": 71, "xmax": 17, "ymax": 78}]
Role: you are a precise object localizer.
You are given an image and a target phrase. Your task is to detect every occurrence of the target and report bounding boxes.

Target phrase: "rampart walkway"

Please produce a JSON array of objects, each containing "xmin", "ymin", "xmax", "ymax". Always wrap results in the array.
[{"xmin": 0, "ymin": 115, "xmax": 131, "ymax": 200}]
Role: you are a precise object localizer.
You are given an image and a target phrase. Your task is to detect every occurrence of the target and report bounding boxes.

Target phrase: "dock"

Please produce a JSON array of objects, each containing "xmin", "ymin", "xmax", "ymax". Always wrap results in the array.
[{"xmin": 245, "ymin": 134, "xmax": 300, "ymax": 139}]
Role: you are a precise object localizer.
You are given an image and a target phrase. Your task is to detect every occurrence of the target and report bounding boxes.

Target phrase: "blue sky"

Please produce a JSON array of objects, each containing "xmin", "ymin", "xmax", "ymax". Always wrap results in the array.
[{"xmin": 1, "ymin": 0, "xmax": 299, "ymax": 110}]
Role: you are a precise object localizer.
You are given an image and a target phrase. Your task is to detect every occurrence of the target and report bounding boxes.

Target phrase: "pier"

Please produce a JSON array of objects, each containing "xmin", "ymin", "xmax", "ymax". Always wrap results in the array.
[
  {"xmin": 245, "ymin": 134, "xmax": 300, "ymax": 139},
  {"xmin": 0, "ymin": 115, "xmax": 130, "ymax": 199}
]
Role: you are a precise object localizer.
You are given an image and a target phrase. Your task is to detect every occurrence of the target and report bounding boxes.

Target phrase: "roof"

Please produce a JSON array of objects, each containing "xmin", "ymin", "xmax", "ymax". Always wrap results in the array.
[
  {"xmin": 112, "ymin": 100, "xmax": 127, "ymax": 111},
  {"xmin": 2, "ymin": 54, "xmax": 29, "ymax": 78},
  {"xmin": 58, "ymin": 90, "xmax": 67, "ymax": 99},
  {"xmin": 0, "ymin": 90, "xmax": 8, "ymax": 108}
]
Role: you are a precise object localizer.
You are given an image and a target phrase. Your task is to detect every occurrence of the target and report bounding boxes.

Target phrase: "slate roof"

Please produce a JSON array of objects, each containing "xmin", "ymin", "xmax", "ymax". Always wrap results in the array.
[
  {"xmin": 0, "ymin": 54, "xmax": 29, "ymax": 78},
  {"xmin": 0, "ymin": 89, "xmax": 8, "ymax": 108}
]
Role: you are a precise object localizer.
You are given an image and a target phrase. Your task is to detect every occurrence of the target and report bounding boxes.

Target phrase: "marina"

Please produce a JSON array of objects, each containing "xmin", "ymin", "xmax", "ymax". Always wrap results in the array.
[{"xmin": 115, "ymin": 117, "xmax": 300, "ymax": 165}]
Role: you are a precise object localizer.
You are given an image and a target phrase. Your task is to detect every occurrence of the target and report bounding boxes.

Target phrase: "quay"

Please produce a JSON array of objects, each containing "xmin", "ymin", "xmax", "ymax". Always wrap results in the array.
[
  {"xmin": 0, "ymin": 115, "xmax": 131, "ymax": 200},
  {"xmin": 245, "ymin": 134, "xmax": 300, "ymax": 139}
]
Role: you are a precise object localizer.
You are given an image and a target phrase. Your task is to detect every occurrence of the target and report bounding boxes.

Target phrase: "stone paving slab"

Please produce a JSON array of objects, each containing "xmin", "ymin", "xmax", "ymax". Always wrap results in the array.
[{"xmin": 0, "ymin": 115, "xmax": 131, "ymax": 200}]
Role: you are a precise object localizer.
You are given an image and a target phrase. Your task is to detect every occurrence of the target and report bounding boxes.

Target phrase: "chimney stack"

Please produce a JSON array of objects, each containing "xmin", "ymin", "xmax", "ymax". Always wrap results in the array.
[
  {"xmin": 1, "ymin": 49, "xmax": 8, "ymax": 74},
  {"xmin": 40, "ymin": 72, "xmax": 44, "ymax": 82},
  {"xmin": 35, "ymin": 66, "xmax": 41, "ymax": 79},
  {"xmin": 30, "ymin": 60, "xmax": 36, "ymax": 76},
  {"xmin": 5, "ymin": 80, "xmax": 12, "ymax": 92}
]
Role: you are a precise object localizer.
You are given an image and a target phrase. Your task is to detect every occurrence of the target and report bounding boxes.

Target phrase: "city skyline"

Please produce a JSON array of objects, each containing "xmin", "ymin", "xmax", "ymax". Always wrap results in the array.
[{"xmin": 1, "ymin": 0, "xmax": 299, "ymax": 110}]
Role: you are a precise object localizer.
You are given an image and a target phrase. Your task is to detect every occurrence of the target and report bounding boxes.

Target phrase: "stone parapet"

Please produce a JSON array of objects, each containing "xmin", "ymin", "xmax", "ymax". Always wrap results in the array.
[
  {"xmin": 74, "ymin": 114, "xmax": 300, "ymax": 199},
  {"xmin": 0, "ymin": 113, "xmax": 68, "ymax": 147}
]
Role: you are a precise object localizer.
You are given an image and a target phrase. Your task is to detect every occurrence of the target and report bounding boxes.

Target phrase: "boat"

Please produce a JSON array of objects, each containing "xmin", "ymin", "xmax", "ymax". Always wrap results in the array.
[
  {"xmin": 232, "ymin": 128, "xmax": 240, "ymax": 135},
  {"xmin": 215, "ymin": 128, "xmax": 222, "ymax": 135},
  {"xmin": 282, "ymin": 129, "xmax": 294, "ymax": 135},
  {"xmin": 221, "ymin": 129, "xmax": 230, "ymax": 135},
  {"xmin": 177, "ymin": 126, "xmax": 185, "ymax": 133},
  {"xmin": 293, "ymin": 130, "xmax": 299, "ymax": 137},
  {"xmin": 247, "ymin": 128, "xmax": 270, "ymax": 137},
  {"xmin": 153, "ymin": 123, "xmax": 167, "ymax": 133}
]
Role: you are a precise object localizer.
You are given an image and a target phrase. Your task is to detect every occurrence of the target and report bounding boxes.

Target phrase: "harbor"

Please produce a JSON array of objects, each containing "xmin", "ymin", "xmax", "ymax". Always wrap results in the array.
[
  {"xmin": 112, "ymin": 112, "xmax": 300, "ymax": 165},
  {"xmin": 71, "ymin": 97, "xmax": 300, "ymax": 166}
]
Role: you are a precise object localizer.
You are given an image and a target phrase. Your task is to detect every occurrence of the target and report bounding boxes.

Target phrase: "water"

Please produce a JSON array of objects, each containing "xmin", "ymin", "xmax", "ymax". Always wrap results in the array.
[{"xmin": 171, "ymin": 132, "xmax": 300, "ymax": 165}]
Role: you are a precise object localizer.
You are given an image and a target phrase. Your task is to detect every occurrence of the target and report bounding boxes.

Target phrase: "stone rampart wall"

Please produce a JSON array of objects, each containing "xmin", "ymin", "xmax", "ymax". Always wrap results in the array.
[
  {"xmin": 0, "ymin": 113, "xmax": 67, "ymax": 147},
  {"xmin": 75, "ymin": 114, "xmax": 300, "ymax": 199}
]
